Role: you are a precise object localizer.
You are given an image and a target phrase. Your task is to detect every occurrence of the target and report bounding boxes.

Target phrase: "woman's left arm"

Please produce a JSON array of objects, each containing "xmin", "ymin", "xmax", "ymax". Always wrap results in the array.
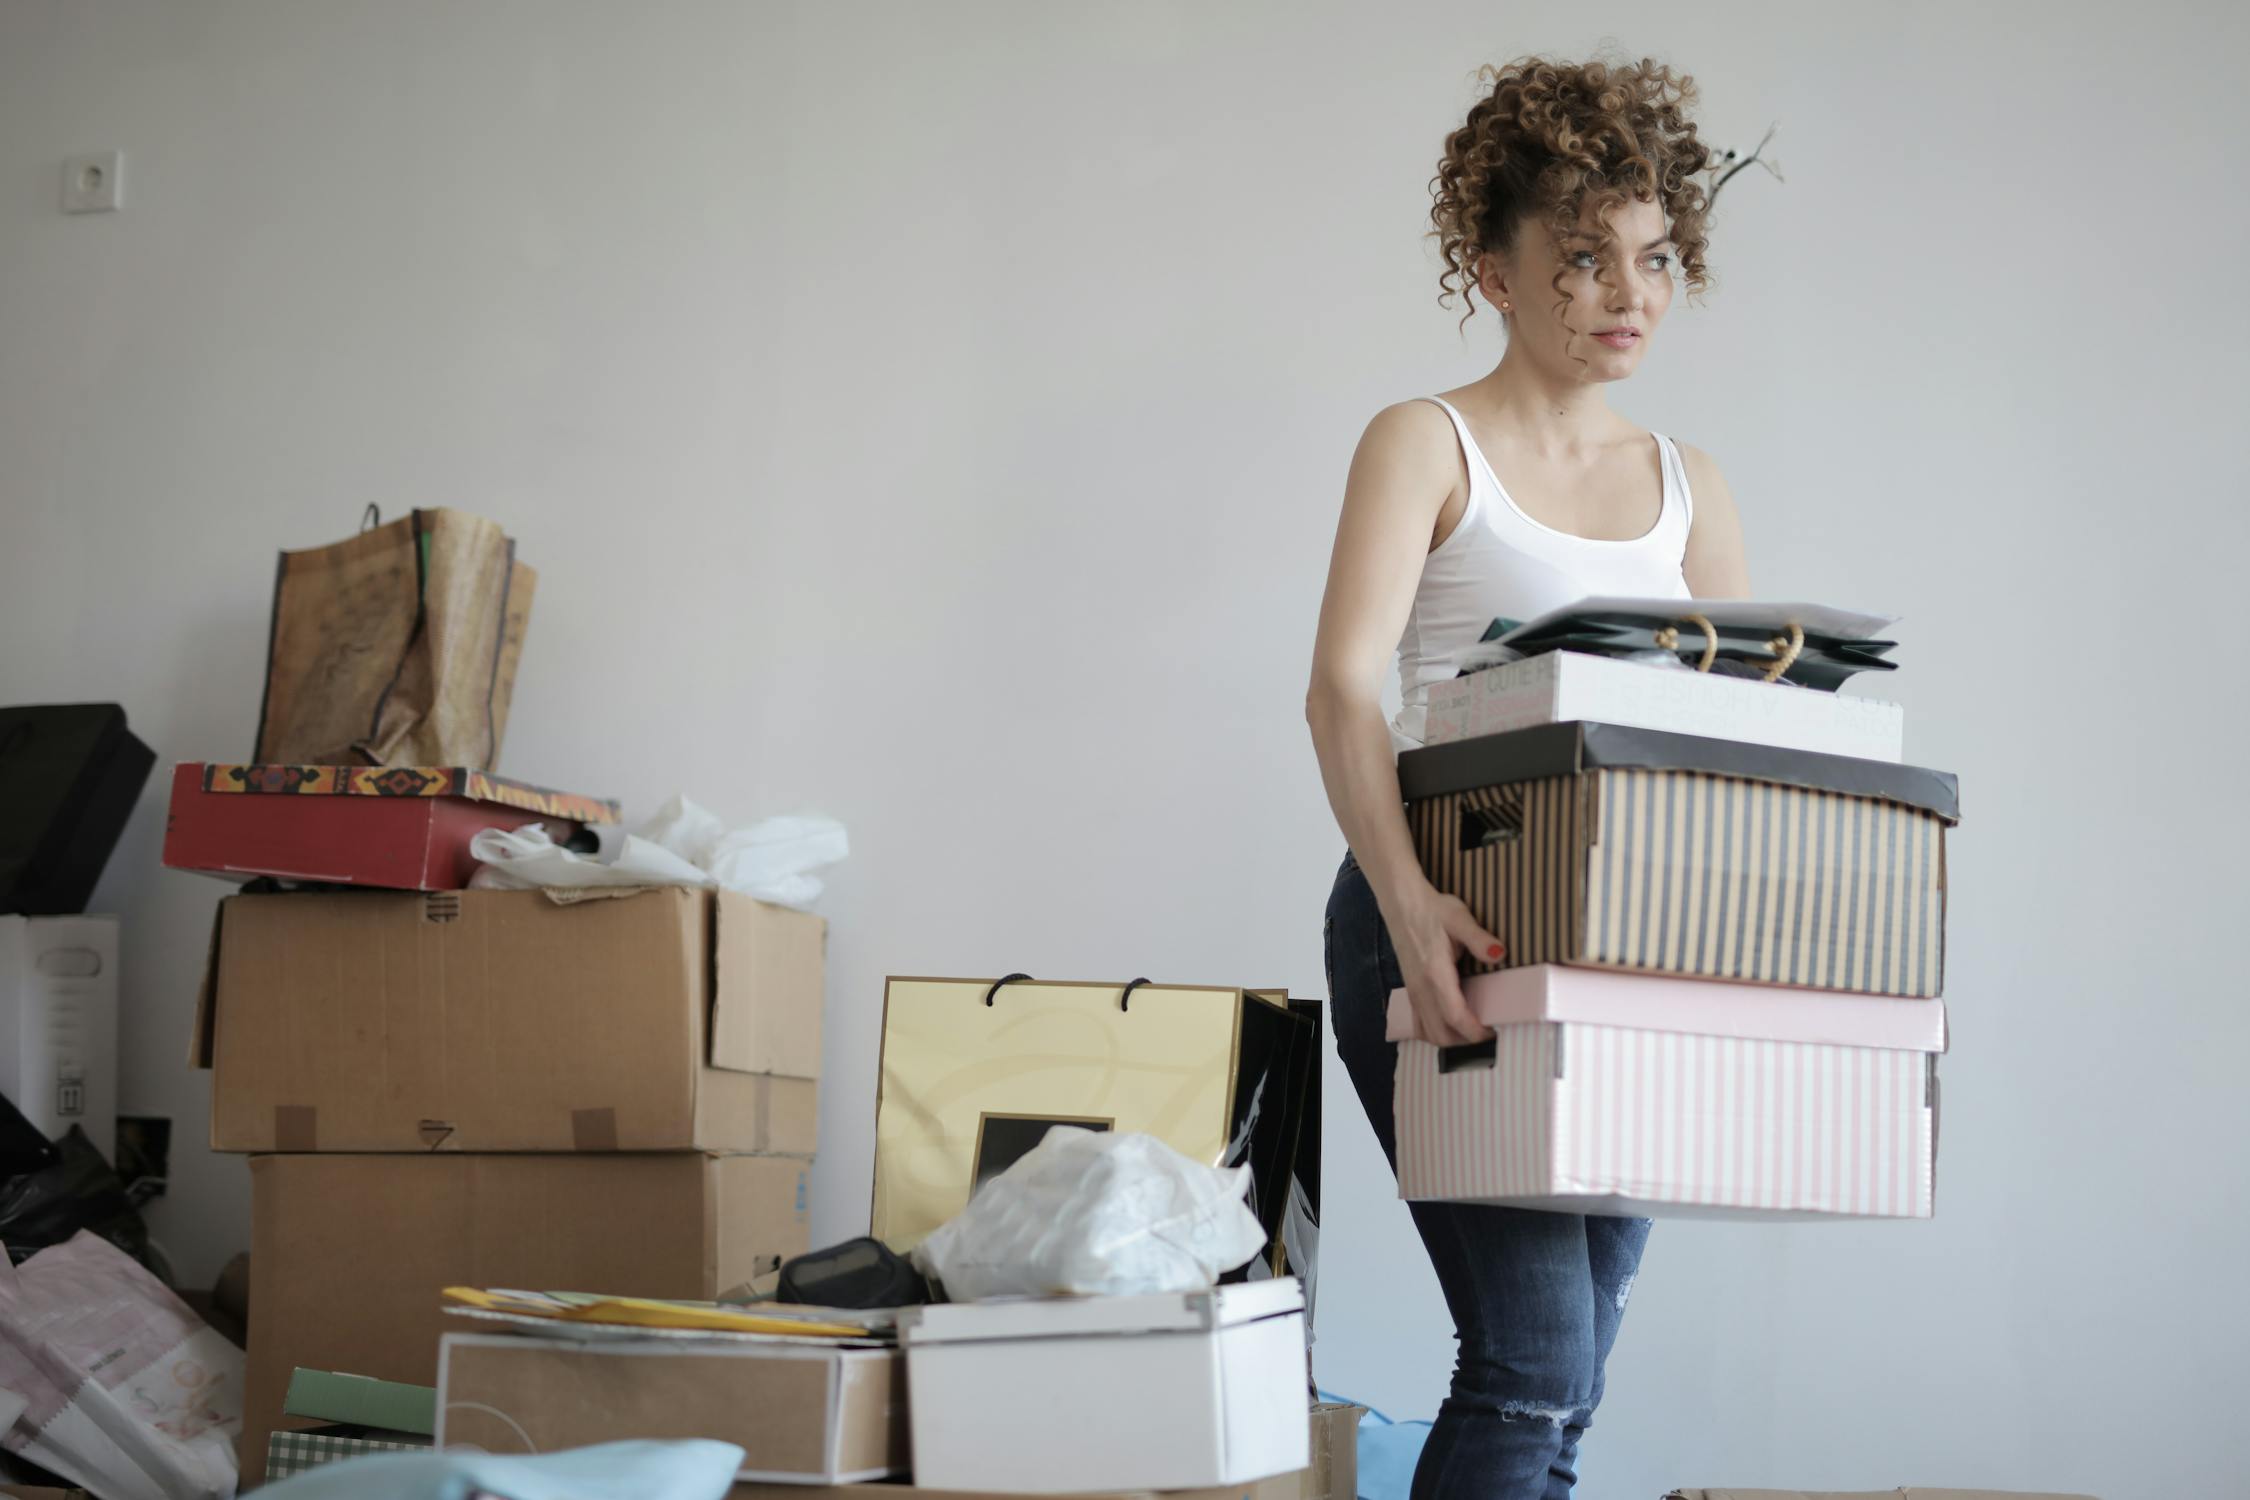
[{"xmin": 1680, "ymin": 443, "xmax": 1751, "ymax": 598}]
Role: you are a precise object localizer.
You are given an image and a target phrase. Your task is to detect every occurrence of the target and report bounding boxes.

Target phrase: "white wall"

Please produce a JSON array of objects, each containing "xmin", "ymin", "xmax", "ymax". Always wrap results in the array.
[{"xmin": 3, "ymin": 3, "xmax": 2244, "ymax": 1495}]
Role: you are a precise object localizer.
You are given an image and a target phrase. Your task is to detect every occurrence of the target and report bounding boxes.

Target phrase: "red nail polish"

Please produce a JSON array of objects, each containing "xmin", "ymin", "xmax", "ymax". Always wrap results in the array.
[{"xmin": 1487, "ymin": 944, "xmax": 1503, "ymax": 959}]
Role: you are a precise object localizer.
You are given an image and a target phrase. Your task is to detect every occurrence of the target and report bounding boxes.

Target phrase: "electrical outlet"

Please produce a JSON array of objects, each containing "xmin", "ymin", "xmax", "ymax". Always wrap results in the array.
[{"xmin": 62, "ymin": 151, "xmax": 123, "ymax": 213}]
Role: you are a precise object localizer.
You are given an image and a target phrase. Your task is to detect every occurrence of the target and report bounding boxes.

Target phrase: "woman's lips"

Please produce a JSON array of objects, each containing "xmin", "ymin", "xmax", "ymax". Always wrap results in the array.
[{"xmin": 1594, "ymin": 329, "xmax": 1641, "ymax": 349}]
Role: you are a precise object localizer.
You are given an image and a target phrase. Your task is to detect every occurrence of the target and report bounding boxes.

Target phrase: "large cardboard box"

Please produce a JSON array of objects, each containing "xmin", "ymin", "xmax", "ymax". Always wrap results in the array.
[
  {"xmin": 1389, "ymin": 967, "xmax": 1945, "ymax": 1219},
  {"xmin": 1666, "ymin": 1491, "xmax": 2100, "ymax": 1499},
  {"xmin": 438, "ymin": 1334, "xmax": 906, "ymax": 1482},
  {"xmin": 1400, "ymin": 722, "xmax": 1959, "ymax": 997},
  {"xmin": 724, "ymin": 1400, "xmax": 1356, "ymax": 1500},
  {"xmin": 897, "ymin": 1281, "xmax": 1309, "ymax": 1494},
  {"xmin": 162, "ymin": 762, "xmax": 618, "ymax": 891},
  {"xmin": 1422, "ymin": 650, "xmax": 1906, "ymax": 760},
  {"xmin": 242, "ymin": 1151, "xmax": 809, "ymax": 1486},
  {"xmin": 0, "ymin": 916, "xmax": 117, "ymax": 1159},
  {"xmin": 873, "ymin": 978, "xmax": 1313, "ymax": 1259},
  {"xmin": 194, "ymin": 886, "xmax": 822, "ymax": 1153}
]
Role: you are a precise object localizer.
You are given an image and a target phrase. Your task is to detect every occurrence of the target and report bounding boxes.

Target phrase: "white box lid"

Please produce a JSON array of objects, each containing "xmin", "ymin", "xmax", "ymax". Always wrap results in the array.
[
  {"xmin": 897, "ymin": 1279, "xmax": 1303, "ymax": 1346},
  {"xmin": 1387, "ymin": 965, "xmax": 1948, "ymax": 1053}
]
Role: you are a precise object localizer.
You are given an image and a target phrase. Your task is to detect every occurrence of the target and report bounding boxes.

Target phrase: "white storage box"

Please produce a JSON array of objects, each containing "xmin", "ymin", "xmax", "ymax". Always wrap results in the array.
[
  {"xmin": 897, "ymin": 1280, "xmax": 1309, "ymax": 1494},
  {"xmin": 1389, "ymin": 966, "xmax": 1944, "ymax": 1219},
  {"xmin": 1422, "ymin": 650, "xmax": 1905, "ymax": 761},
  {"xmin": 0, "ymin": 915, "xmax": 118, "ymax": 1158}
]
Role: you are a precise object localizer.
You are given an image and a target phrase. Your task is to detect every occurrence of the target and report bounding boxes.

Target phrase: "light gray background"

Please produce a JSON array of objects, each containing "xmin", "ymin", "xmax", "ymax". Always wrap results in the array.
[{"xmin": 3, "ymin": 4, "xmax": 2243, "ymax": 1496}]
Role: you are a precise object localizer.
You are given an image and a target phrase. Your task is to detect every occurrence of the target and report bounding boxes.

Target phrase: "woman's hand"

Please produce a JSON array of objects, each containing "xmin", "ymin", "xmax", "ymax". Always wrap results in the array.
[{"xmin": 1382, "ymin": 876, "xmax": 1504, "ymax": 1047}]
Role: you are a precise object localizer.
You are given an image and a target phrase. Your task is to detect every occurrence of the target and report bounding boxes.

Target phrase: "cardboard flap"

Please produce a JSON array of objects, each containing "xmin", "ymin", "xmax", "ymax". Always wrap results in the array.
[
  {"xmin": 1398, "ymin": 721, "xmax": 1960, "ymax": 823},
  {"xmin": 1386, "ymin": 965, "xmax": 1948, "ymax": 1053},
  {"xmin": 709, "ymin": 893, "xmax": 825, "ymax": 1077},
  {"xmin": 188, "ymin": 901, "xmax": 225, "ymax": 1069}
]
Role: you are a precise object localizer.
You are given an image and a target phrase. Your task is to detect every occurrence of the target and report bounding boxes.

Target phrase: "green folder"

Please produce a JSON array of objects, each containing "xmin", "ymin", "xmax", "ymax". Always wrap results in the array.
[{"xmin": 281, "ymin": 1367, "xmax": 438, "ymax": 1437}]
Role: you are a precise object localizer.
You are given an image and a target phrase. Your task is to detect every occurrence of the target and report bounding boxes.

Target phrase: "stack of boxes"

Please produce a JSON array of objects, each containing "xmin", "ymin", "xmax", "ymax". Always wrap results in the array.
[
  {"xmin": 178, "ymin": 778, "xmax": 827, "ymax": 1483},
  {"xmin": 1389, "ymin": 644, "xmax": 1957, "ymax": 1219}
]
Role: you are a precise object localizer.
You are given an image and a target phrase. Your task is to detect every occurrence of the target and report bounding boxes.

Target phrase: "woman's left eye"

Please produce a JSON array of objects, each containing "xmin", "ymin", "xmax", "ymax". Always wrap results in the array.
[{"xmin": 1647, "ymin": 254, "xmax": 1673, "ymax": 272}]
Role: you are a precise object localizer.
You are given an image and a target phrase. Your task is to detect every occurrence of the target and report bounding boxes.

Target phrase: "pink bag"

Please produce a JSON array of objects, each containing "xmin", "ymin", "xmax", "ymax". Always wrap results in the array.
[{"xmin": 0, "ymin": 1231, "xmax": 242, "ymax": 1500}]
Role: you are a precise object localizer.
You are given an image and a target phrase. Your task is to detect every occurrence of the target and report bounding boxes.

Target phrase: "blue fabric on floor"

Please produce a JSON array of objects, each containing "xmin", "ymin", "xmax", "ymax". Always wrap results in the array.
[
  {"xmin": 255, "ymin": 1439, "xmax": 745, "ymax": 1500},
  {"xmin": 1319, "ymin": 1389, "xmax": 1432, "ymax": 1500}
]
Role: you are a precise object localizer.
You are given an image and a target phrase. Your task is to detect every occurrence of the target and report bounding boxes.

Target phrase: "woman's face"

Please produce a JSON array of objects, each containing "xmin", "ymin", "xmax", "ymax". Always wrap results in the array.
[{"xmin": 1478, "ymin": 194, "xmax": 1678, "ymax": 380}]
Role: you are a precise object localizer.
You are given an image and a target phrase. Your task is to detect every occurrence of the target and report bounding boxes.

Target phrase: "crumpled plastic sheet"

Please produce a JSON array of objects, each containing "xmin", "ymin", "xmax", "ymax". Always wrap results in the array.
[
  {"xmin": 469, "ymin": 796, "xmax": 847, "ymax": 911},
  {"xmin": 911, "ymin": 1129, "xmax": 1268, "ymax": 1301}
]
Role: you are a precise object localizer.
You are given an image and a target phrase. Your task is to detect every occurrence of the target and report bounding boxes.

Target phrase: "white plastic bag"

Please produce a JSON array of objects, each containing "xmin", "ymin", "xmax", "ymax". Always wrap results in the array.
[
  {"xmin": 0, "ymin": 1230, "xmax": 243, "ymax": 1500},
  {"xmin": 468, "ymin": 797, "xmax": 848, "ymax": 911},
  {"xmin": 910, "ymin": 1129, "xmax": 1267, "ymax": 1300}
]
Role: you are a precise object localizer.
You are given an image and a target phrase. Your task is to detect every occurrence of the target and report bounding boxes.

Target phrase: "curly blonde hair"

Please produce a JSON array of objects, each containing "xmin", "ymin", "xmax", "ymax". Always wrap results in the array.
[{"xmin": 1430, "ymin": 54, "xmax": 1716, "ymax": 329}]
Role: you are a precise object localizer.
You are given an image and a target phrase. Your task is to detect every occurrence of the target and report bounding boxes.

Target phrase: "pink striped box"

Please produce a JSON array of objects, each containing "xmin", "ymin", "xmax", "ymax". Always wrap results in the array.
[{"xmin": 1386, "ymin": 967, "xmax": 1945, "ymax": 1219}]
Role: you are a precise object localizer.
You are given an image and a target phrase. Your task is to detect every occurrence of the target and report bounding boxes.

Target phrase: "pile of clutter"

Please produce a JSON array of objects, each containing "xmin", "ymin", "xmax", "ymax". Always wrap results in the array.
[
  {"xmin": 0, "ymin": 509, "xmax": 1339, "ymax": 1500},
  {"xmin": 1389, "ymin": 597, "xmax": 1959, "ymax": 1218},
  {"xmin": 0, "ymin": 701, "xmax": 259, "ymax": 1499}
]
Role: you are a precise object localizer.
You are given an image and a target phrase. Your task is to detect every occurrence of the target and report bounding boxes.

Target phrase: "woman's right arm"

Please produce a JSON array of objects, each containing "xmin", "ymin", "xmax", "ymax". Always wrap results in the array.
[{"xmin": 1305, "ymin": 401, "xmax": 1501, "ymax": 1047}]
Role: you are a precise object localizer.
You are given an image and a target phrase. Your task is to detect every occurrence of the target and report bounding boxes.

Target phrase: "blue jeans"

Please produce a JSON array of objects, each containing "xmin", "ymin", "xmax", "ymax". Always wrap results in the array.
[{"xmin": 1324, "ymin": 852, "xmax": 1650, "ymax": 1500}]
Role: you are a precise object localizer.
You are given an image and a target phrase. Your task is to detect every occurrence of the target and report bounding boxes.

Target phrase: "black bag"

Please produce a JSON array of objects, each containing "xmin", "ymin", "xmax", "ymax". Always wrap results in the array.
[
  {"xmin": 776, "ymin": 1237, "xmax": 932, "ymax": 1309},
  {"xmin": 1491, "ymin": 609, "xmax": 1896, "ymax": 692},
  {"xmin": 0, "ymin": 1092, "xmax": 59, "ymax": 1181},
  {"xmin": 0, "ymin": 704, "xmax": 155, "ymax": 915},
  {"xmin": 0, "ymin": 1124, "xmax": 163, "ymax": 1278}
]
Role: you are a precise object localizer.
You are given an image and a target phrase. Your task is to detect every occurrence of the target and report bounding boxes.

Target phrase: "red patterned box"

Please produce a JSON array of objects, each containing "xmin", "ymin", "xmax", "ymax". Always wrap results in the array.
[{"xmin": 163, "ymin": 763, "xmax": 619, "ymax": 891}]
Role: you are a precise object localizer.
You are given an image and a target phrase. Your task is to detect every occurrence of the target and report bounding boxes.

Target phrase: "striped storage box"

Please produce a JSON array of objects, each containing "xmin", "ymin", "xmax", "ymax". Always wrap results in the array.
[
  {"xmin": 1398, "ymin": 721, "xmax": 1960, "ymax": 998},
  {"xmin": 1387, "ymin": 967, "xmax": 1944, "ymax": 1218}
]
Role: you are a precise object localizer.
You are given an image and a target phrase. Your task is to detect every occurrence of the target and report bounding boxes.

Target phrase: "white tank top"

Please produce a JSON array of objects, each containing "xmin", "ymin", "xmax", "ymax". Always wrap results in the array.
[{"xmin": 1391, "ymin": 395, "xmax": 1695, "ymax": 750}]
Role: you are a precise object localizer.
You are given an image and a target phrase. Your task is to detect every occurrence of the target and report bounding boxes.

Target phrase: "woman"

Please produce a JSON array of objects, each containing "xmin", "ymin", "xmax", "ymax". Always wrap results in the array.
[{"xmin": 1305, "ymin": 56, "xmax": 1752, "ymax": 1499}]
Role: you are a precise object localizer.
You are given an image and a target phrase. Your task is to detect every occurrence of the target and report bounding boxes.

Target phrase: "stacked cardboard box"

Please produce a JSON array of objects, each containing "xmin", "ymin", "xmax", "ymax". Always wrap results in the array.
[
  {"xmin": 1389, "ymin": 667, "xmax": 1959, "ymax": 1218},
  {"xmin": 191, "ymin": 880, "xmax": 826, "ymax": 1483}
]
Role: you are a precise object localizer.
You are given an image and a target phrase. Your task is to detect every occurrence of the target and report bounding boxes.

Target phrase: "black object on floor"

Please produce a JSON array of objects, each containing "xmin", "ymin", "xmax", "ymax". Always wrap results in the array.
[
  {"xmin": 0, "ymin": 703, "xmax": 156, "ymax": 915},
  {"xmin": 0, "ymin": 1124, "xmax": 163, "ymax": 1278},
  {"xmin": 777, "ymin": 1236, "xmax": 932, "ymax": 1309}
]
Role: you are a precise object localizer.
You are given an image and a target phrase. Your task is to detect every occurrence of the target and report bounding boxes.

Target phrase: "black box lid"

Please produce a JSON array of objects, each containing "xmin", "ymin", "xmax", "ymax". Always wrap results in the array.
[{"xmin": 1397, "ymin": 720, "xmax": 1960, "ymax": 824}]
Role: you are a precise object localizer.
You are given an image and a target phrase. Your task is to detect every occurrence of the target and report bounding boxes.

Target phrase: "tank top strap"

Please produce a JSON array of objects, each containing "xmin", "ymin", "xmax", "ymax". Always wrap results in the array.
[
  {"xmin": 1653, "ymin": 432, "xmax": 1695, "ymax": 534},
  {"xmin": 1417, "ymin": 396, "xmax": 1489, "ymax": 530}
]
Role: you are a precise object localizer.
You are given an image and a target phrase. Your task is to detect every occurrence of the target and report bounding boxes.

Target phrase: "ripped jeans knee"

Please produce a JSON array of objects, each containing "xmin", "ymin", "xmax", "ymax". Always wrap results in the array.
[{"xmin": 1450, "ymin": 1345, "xmax": 1598, "ymax": 1433}]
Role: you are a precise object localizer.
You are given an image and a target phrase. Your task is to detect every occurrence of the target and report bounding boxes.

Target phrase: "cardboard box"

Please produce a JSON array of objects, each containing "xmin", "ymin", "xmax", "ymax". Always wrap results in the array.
[
  {"xmin": 0, "ymin": 916, "xmax": 117, "ymax": 1160},
  {"xmin": 1390, "ymin": 967, "xmax": 1945, "ymax": 1218},
  {"xmin": 1666, "ymin": 1491, "xmax": 2101, "ymax": 1499},
  {"xmin": 1400, "ymin": 722, "xmax": 1959, "ymax": 997},
  {"xmin": 1422, "ymin": 650, "xmax": 1906, "ymax": 760},
  {"xmin": 242, "ymin": 1151, "xmax": 810, "ymax": 1486},
  {"xmin": 438, "ymin": 1334, "xmax": 906, "ymax": 1482},
  {"xmin": 1303, "ymin": 1400, "xmax": 1361, "ymax": 1500},
  {"xmin": 898, "ymin": 1281, "xmax": 1309, "ymax": 1494},
  {"xmin": 726, "ymin": 1403, "xmax": 1353, "ymax": 1500},
  {"xmin": 162, "ymin": 762, "xmax": 618, "ymax": 891},
  {"xmin": 873, "ymin": 978, "xmax": 1313, "ymax": 1258},
  {"xmin": 194, "ymin": 885, "xmax": 822, "ymax": 1153}
]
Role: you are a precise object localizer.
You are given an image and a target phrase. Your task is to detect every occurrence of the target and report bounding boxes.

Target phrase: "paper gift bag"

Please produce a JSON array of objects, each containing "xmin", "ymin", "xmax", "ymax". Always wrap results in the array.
[
  {"xmin": 1476, "ymin": 598, "xmax": 1900, "ymax": 692},
  {"xmin": 0, "ymin": 1231, "xmax": 243, "ymax": 1500},
  {"xmin": 253, "ymin": 508, "xmax": 535, "ymax": 770},
  {"xmin": 872, "ymin": 977, "xmax": 1315, "ymax": 1261}
]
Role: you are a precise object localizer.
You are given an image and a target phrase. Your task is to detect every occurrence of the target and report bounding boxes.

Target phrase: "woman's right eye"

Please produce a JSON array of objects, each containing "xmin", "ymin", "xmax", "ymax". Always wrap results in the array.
[{"xmin": 1568, "ymin": 251, "xmax": 1600, "ymax": 269}]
